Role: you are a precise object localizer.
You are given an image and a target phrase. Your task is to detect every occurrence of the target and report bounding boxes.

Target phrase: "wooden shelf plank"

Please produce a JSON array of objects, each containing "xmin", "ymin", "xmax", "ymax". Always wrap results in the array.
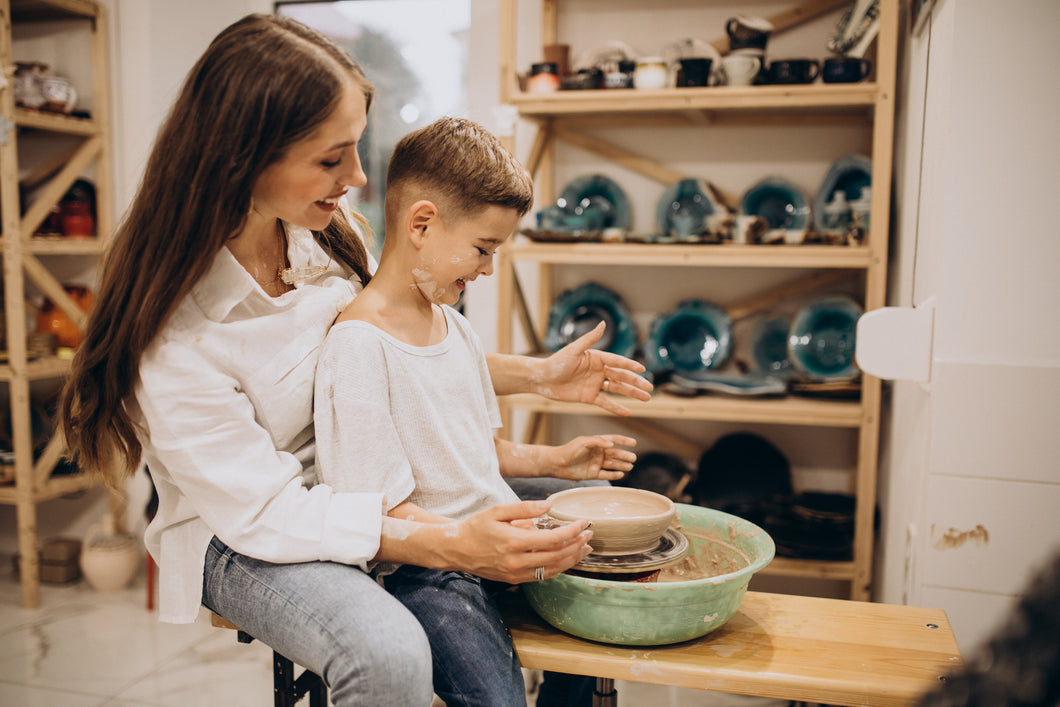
[
  {"xmin": 0, "ymin": 356, "xmax": 72, "ymax": 381},
  {"xmin": 11, "ymin": 0, "xmax": 98, "ymax": 21},
  {"xmin": 763, "ymin": 556, "xmax": 857, "ymax": 580},
  {"xmin": 14, "ymin": 108, "xmax": 99, "ymax": 136},
  {"xmin": 0, "ymin": 470, "xmax": 99, "ymax": 504},
  {"xmin": 511, "ymin": 84, "xmax": 880, "ymax": 117},
  {"xmin": 502, "ymin": 391, "xmax": 863, "ymax": 428},
  {"xmin": 506, "ymin": 239, "xmax": 876, "ymax": 269},
  {"xmin": 24, "ymin": 236, "xmax": 106, "ymax": 254}
]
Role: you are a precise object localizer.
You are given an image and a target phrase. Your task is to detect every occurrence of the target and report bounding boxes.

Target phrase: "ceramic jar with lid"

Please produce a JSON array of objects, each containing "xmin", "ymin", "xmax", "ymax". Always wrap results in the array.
[
  {"xmin": 528, "ymin": 62, "xmax": 560, "ymax": 94},
  {"xmin": 634, "ymin": 57, "xmax": 668, "ymax": 90}
]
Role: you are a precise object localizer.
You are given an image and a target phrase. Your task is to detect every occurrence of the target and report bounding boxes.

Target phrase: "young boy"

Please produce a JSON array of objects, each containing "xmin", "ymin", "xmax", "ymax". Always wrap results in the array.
[{"xmin": 313, "ymin": 117, "xmax": 637, "ymax": 706}]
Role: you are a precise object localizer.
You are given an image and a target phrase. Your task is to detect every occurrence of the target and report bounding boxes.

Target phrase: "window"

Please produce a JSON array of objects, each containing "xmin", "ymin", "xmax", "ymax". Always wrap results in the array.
[{"xmin": 276, "ymin": 0, "xmax": 471, "ymax": 256}]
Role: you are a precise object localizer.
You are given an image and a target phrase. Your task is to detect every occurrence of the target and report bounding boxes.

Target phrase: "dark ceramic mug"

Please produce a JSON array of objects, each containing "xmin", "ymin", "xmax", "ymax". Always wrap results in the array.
[
  {"xmin": 765, "ymin": 59, "xmax": 820, "ymax": 85},
  {"xmin": 822, "ymin": 57, "xmax": 872, "ymax": 83},
  {"xmin": 677, "ymin": 58, "xmax": 713, "ymax": 87},
  {"xmin": 725, "ymin": 15, "xmax": 772, "ymax": 52}
]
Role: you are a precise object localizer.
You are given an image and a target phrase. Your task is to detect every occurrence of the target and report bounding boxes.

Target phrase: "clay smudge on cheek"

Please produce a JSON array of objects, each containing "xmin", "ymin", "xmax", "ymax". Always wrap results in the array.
[{"xmin": 412, "ymin": 263, "xmax": 445, "ymax": 301}]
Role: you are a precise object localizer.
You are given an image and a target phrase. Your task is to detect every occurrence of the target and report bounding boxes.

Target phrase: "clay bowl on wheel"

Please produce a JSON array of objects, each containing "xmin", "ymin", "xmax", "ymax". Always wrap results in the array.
[
  {"xmin": 524, "ymin": 504, "xmax": 775, "ymax": 646},
  {"xmin": 546, "ymin": 486, "xmax": 675, "ymax": 556}
]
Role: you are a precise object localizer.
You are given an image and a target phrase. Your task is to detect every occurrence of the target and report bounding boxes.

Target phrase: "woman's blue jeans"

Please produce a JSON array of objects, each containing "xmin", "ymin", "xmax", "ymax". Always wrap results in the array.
[{"xmin": 202, "ymin": 537, "xmax": 435, "ymax": 706}]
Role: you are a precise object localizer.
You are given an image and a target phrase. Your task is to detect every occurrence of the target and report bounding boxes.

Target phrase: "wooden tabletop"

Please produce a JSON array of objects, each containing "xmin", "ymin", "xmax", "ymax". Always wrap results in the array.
[{"xmin": 499, "ymin": 589, "xmax": 963, "ymax": 707}]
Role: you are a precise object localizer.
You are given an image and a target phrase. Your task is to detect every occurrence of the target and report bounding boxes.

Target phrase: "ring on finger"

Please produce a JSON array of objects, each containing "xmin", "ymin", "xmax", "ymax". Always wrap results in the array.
[
  {"xmin": 534, "ymin": 566, "xmax": 545, "ymax": 581},
  {"xmin": 602, "ymin": 379, "xmax": 610, "ymax": 393}
]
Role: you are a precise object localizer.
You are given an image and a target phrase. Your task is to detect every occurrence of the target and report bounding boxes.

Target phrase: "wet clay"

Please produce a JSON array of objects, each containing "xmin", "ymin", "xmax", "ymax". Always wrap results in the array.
[{"xmin": 656, "ymin": 530, "xmax": 750, "ymax": 582}]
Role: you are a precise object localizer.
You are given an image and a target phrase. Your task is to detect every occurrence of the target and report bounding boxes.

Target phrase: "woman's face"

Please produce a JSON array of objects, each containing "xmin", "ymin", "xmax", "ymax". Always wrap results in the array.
[{"xmin": 251, "ymin": 79, "xmax": 369, "ymax": 232}]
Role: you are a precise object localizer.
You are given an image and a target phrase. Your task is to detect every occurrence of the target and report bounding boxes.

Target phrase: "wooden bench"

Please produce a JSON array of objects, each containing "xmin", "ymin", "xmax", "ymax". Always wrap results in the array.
[
  {"xmin": 215, "ymin": 589, "xmax": 962, "ymax": 707},
  {"xmin": 497, "ymin": 589, "xmax": 963, "ymax": 707}
]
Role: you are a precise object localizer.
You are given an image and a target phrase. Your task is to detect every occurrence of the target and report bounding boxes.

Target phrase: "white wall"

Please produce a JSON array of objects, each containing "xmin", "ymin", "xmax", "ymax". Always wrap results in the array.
[{"xmin": 878, "ymin": 0, "xmax": 1060, "ymax": 653}]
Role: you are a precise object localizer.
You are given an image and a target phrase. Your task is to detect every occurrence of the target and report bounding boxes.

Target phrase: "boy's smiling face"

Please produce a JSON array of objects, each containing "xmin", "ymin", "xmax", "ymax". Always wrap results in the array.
[{"xmin": 412, "ymin": 205, "xmax": 519, "ymax": 306}]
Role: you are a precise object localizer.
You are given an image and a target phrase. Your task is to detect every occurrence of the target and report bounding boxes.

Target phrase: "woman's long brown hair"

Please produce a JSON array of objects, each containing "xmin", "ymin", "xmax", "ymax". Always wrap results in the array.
[{"xmin": 59, "ymin": 14, "xmax": 374, "ymax": 484}]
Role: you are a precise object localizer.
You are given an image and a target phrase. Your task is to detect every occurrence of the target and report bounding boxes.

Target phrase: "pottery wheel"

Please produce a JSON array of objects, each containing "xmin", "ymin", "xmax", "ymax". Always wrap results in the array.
[{"xmin": 573, "ymin": 528, "xmax": 689, "ymax": 573}]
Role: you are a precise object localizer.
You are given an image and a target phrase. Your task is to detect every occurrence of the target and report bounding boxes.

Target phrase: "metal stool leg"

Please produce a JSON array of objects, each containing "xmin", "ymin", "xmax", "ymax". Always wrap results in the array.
[
  {"xmin": 594, "ymin": 677, "xmax": 617, "ymax": 707},
  {"xmin": 273, "ymin": 649, "xmax": 327, "ymax": 707},
  {"xmin": 274, "ymin": 652, "xmax": 296, "ymax": 707}
]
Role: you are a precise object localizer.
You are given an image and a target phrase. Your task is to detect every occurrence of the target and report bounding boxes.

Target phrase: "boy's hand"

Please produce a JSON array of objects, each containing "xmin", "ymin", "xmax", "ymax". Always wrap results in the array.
[
  {"xmin": 551, "ymin": 434, "xmax": 637, "ymax": 481},
  {"xmin": 537, "ymin": 323, "xmax": 653, "ymax": 416}
]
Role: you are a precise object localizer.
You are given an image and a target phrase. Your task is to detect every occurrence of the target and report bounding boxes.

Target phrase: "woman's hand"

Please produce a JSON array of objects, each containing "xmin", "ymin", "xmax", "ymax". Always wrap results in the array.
[
  {"xmin": 550, "ymin": 434, "xmax": 637, "ymax": 482},
  {"xmin": 422, "ymin": 500, "xmax": 594, "ymax": 583},
  {"xmin": 536, "ymin": 322, "xmax": 653, "ymax": 416}
]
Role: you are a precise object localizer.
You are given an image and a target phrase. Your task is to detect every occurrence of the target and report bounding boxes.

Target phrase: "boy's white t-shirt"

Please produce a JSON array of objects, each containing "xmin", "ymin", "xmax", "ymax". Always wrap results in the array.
[{"xmin": 314, "ymin": 305, "xmax": 520, "ymax": 522}]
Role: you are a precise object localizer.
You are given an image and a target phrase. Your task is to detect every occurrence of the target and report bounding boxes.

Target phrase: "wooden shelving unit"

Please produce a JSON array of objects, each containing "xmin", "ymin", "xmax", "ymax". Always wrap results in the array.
[
  {"xmin": 496, "ymin": 0, "xmax": 898, "ymax": 600},
  {"xmin": 0, "ymin": 0, "xmax": 115, "ymax": 608}
]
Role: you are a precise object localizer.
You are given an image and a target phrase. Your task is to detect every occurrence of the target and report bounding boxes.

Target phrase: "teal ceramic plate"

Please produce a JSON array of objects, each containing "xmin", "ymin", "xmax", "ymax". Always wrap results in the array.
[
  {"xmin": 739, "ymin": 177, "xmax": 811, "ymax": 231},
  {"xmin": 813, "ymin": 154, "xmax": 872, "ymax": 234},
  {"xmin": 749, "ymin": 314, "xmax": 795, "ymax": 379},
  {"xmin": 788, "ymin": 295, "xmax": 863, "ymax": 380},
  {"xmin": 655, "ymin": 178, "xmax": 723, "ymax": 238},
  {"xmin": 645, "ymin": 299, "xmax": 732, "ymax": 374},
  {"xmin": 557, "ymin": 174, "xmax": 632, "ymax": 231},
  {"xmin": 670, "ymin": 370, "xmax": 787, "ymax": 397},
  {"xmin": 544, "ymin": 282, "xmax": 637, "ymax": 357}
]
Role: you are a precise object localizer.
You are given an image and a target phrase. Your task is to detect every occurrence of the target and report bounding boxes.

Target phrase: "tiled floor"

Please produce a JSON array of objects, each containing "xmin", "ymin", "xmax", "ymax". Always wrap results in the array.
[{"xmin": 0, "ymin": 565, "xmax": 787, "ymax": 707}]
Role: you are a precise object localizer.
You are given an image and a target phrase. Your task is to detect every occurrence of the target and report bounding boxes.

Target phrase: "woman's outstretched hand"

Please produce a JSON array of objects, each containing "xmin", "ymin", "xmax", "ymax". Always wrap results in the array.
[
  {"xmin": 537, "ymin": 322, "xmax": 653, "ymax": 416},
  {"xmin": 440, "ymin": 500, "xmax": 594, "ymax": 583}
]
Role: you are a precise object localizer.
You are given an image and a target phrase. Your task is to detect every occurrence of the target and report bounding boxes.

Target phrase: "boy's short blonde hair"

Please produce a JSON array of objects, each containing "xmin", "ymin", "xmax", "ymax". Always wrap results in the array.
[{"xmin": 385, "ymin": 117, "xmax": 533, "ymax": 227}]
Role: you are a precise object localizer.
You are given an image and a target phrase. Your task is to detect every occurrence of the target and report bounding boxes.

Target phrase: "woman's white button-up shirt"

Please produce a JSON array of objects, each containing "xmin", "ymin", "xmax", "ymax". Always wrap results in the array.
[{"xmin": 135, "ymin": 216, "xmax": 382, "ymax": 623}]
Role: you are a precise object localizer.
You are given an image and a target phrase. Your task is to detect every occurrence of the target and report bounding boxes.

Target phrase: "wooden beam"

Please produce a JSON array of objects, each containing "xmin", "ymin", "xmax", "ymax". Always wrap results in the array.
[
  {"xmin": 725, "ymin": 270, "xmax": 857, "ymax": 321},
  {"xmin": 33, "ymin": 432, "xmax": 66, "ymax": 487},
  {"xmin": 552, "ymin": 125, "xmax": 687, "ymax": 185},
  {"xmin": 524, "ymin": 120, "xmax": 553, "ymax": 179},
  {"xmin": 21, "ymin": 252, "xmax": 87, "ymax": 328},
  {"xmin": 18, "ymin": 135, "xmax": 101, "ymax": 237}
]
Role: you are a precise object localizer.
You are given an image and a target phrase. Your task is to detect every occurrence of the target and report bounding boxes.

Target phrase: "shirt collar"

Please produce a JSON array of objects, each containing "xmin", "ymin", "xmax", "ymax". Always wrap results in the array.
[{"xmin": 191, "ymin": 220, "xmax": 329, "ymax": 322}]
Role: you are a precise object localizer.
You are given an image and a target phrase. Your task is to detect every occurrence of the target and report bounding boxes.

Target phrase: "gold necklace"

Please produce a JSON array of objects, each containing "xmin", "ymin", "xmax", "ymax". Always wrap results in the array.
[{"xmin": 244, "ymin": 221, "xmax": 294, "ymax": 292}]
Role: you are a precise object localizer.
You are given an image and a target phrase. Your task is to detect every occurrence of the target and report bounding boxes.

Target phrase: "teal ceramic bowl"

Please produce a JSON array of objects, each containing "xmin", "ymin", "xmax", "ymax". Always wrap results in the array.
[{"xmin": 522, "ymin": 504, "xmax": 774, "ymax": 646}]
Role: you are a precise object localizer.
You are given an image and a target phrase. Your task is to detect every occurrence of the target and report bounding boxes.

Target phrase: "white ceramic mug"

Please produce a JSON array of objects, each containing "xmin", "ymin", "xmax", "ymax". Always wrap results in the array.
[{"xmin": 721, "ymin": 55, "xmax": 762, "ymax": 87}]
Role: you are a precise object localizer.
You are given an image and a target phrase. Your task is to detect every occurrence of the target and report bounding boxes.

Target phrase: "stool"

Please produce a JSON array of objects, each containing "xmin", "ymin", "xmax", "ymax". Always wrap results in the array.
[{"xmin": 211, "ymin": 613, "xmax": 327, "ymax": 707}]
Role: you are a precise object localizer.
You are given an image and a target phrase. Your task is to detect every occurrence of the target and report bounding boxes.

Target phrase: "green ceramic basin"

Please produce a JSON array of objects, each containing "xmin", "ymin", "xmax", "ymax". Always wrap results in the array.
[{"xmin": 522, "ymin": 504, "xmax": 774, "ymax": 646}]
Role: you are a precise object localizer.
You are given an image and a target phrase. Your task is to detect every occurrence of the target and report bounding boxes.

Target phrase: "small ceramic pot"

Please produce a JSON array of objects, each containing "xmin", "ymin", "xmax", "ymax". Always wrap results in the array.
[
  {"xmin": 633, "ymin": 58, "xmax": 668, "ymax": 90},
  {"xmin": 80, "ymin": 515, "xmax": 140, "ymax": 592}
]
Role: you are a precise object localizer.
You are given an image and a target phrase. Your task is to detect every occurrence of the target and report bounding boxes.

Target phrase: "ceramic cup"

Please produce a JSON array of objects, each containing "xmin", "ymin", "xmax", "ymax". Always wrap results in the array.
[
  {"xmin": 634, "ymin": 57, "xmax": 668, "ymax": 90},
  {"xmin": 726, "ymin": 15, "xmax": 773, "ymax": 53},
  {"xmin": 822, "ymin": 56, "xmax": 872, "ymax": 83},
  {"xmin": 765, "ymin": 58, "xmax": 820, "ymax": 85},
  {"xmin": 721, "ymin": 54, "xmax": 762, "ymax": 87},
  {"xmin": 677, "ymin": 58, "xmax": 713, "ymax": 87},
  {"xmin": 40, "ymin": 76, "xmax": 78, "ymax": 113}
]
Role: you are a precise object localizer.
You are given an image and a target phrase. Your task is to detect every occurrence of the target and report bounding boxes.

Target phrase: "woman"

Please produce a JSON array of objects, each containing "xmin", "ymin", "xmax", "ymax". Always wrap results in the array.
[{"xmin": 59, "ymin": 14, "xmax": 651, "ymax": 706}]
